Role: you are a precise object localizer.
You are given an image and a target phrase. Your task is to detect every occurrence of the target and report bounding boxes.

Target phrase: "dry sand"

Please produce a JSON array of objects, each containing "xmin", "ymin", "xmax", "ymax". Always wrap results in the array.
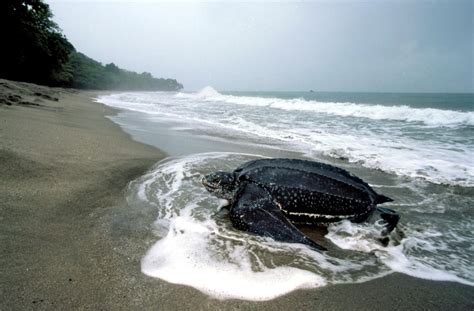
[{"xmin": 1, "ymin": 79, "xmax": 472, "ymax": 310}]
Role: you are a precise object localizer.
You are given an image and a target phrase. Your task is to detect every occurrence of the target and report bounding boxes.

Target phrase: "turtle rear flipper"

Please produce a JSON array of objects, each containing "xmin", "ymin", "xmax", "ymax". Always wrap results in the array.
[
  {"xmin": 376, "ymin": 206, "xmax": 400, "ymax": 235},
  {"xmin": 230, "ymin": 183, "xmax": 326, "ymax": 251}
]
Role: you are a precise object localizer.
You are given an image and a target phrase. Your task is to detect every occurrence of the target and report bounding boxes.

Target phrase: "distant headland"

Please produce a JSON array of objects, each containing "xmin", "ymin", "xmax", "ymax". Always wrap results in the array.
[{"xmin": 0, "ymin": 0, "xmax": 183, "ymax": 91}]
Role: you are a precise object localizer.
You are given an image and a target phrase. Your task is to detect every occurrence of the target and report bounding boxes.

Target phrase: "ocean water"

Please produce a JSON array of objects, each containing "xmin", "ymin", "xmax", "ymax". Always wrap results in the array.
[{"xmin": 97, "ymin": 88, "xmax": 473, "ymax": 300}]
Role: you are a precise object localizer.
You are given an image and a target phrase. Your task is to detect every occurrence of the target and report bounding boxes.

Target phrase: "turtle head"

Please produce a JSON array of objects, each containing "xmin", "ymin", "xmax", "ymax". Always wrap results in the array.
[{"xmin": 202, "ymin": 171, "xmax": 237, "ymax": 200}]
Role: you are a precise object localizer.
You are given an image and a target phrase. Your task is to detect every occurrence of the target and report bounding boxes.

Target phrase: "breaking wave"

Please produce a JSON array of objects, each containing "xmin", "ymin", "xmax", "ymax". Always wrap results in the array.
[
  {"xmin": 180, "ymin": 88, "xmax": 474, "ymax": 127},
  {"xmin": 97, "ymin": 90, "xmax": 474, "ymax": 187}
]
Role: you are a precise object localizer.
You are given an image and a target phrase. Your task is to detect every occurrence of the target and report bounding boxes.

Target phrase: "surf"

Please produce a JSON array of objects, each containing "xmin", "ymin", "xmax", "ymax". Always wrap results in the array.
[
  {"xmin": 97, "ymin": 90, "xmax": 474, "ymax": 187},
  {"xmin": 175, "ymin": 88, "xmax": 474, "ymax": 127}
]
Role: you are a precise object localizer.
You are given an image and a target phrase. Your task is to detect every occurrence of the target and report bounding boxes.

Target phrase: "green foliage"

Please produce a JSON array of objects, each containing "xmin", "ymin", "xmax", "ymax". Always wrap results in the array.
[
  {"xmin": 0, "ymin": 0, "xmax": 183, "ymax": 91},
  {"xmin": 0, "ymin": 0, "xmax": 74, "ymax": 85},
  {"xmin": 68, "ymin": 52, "xmax": 183, "ymax": 91}
]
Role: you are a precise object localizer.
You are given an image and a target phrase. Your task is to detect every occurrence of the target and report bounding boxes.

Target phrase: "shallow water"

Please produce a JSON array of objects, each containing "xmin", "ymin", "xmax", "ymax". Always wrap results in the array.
[
  {"xmin": 100, "ymin": 88, "xmax": 473, "ymax": 186},
  {"xmin": 97, "ymin": 89, "xmax": 474, "ymax": 300}
]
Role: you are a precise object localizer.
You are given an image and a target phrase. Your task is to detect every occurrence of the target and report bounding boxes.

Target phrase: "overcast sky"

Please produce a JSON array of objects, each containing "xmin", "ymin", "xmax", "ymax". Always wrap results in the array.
[{"xmin": 47, "ymin": 0, "xmax": 472, "ymax": 92}]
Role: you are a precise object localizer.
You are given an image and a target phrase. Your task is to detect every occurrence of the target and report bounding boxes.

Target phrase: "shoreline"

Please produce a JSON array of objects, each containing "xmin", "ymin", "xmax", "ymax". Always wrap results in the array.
[{"xmin": 1, "ymin": 80, "xmax": 472, "ymax": 309}]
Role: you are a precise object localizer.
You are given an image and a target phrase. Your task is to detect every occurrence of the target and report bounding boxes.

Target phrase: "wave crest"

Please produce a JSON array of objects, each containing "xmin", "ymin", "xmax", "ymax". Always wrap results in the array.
[
  {"xmin": 174, "ymin": 90, "xmax": 473, "ymax": 127},
  {"xmin": 197, "ymin": 86, "xmax": 221, "ymax": 98},
  {"xmin": 213, "ymin": 95, "xmax": 474, "ymax": 127}
]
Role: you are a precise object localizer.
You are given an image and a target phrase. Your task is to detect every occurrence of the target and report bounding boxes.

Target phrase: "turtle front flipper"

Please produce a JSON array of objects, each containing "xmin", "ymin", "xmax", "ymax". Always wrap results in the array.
[{"xmin": 230, "ymin": 183, "xmax": 327, "ymax": 251}]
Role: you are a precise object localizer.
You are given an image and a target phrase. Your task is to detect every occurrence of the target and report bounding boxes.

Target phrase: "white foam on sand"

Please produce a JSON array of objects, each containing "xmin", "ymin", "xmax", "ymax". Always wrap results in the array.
[
  {"xmin": 136, "ymin": 153, "xmax": 327, "ymax": 300},
  {"xmin": 141, "ymin": 217, "xmax": 325, "ymax": 301}
]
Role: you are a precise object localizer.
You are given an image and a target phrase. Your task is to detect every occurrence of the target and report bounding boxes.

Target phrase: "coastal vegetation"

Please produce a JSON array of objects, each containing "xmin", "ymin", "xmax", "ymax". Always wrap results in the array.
[
  {"xmin": 68, "ymin": 52, "xmax": 183, "ymax": 91},
  {"xmin": 0, "ymin": 0, "xmax": 183, "ymax": 91}
]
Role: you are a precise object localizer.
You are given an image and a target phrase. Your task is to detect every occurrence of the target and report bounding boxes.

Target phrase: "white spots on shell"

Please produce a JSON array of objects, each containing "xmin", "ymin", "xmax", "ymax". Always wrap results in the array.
[
  {"xmin": 275, "ymin": 202, "xmax": 283, "ymax": 210},
  {"xmin": 287, "ymin": 211, "xmax": 355, "ymax": 220},
  {"xmin": 240, "ymin": 175, "xmax": 376, "ymax": 225},
  {"xmin": 258, "ymin": 183, "xmax": 375, "ymax": 223}
]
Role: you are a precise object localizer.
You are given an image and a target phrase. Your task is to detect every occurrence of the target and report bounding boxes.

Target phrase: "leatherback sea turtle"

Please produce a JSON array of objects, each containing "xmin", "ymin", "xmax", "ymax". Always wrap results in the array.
[{"xmin": 202, "ymin": 158, "xmax": 399, "ymax": 251}]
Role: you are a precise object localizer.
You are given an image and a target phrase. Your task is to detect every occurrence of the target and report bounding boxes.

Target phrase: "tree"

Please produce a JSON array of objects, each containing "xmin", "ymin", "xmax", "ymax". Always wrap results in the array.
[
  {"xmin": 0, "ymin": 0, "xmax": 183, "ymax": 91},
  {"xmin": 0, "ymin": 0, "xmax": 74, "ymax": 85},
  {"xmin": 105, "ymin": 63, "xmax": 120, "ymax": 74}
]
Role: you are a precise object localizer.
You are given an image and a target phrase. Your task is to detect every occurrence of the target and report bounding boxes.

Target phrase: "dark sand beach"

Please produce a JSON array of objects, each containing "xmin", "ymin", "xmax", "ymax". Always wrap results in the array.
[{"xmin": 1, "ymin": 79, "xmax": 473, "ymax": 310}]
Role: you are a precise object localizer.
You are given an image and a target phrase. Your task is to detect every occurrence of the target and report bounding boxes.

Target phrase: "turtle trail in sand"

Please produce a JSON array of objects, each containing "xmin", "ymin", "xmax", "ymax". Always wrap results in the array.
[{"xmin": 202, "ymin": 158, "xmax": 400, "ymax": 251}]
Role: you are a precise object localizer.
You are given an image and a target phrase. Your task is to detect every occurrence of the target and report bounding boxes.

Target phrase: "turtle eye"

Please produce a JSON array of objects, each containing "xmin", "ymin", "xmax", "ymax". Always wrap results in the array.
[{"xmin": 209, "ymin": 174, "xmax": 220, "ymax": 183}]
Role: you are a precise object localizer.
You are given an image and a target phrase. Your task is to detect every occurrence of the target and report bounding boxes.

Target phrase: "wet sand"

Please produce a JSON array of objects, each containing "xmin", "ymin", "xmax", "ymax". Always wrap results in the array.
[{"xmin": 1, "ymin": 79, "xmax": 472, "ymax": 310}]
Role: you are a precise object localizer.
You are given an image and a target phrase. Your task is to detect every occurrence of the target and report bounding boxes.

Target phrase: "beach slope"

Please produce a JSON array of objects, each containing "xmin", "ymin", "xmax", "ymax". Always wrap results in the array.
[
  {"xmin": 0, "ymin": 79, "xmax": 163, "ymax": 308},
  {"xmin": 1, "ymin": 79, "xmax": 472, "ymax": 310}
]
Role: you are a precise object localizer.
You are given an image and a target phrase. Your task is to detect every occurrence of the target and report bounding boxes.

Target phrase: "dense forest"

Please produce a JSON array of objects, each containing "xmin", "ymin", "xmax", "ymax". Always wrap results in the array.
[
  {"xmin": 68, "ymin": 52, "xmax": 182, "ymax": 91},
  {"xmin": 0, "ymin": 0, "xmax": 183, "ymax": 91}
]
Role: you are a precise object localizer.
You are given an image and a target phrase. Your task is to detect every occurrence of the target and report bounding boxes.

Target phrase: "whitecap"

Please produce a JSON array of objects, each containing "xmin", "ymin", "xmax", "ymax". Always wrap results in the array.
[{"xmin": 96, "ymin": 92, "xmax": 473, "ymax": 187}]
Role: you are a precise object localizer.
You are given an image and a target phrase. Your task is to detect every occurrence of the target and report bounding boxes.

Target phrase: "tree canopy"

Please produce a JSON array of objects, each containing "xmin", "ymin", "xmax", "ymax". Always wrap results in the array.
[
  {"xmin": 0, "ymin": 0, "xmax": 183, "ymax": 91},
  {"xmin": 68, "ymin": 52, "xmax": 183, "ymax": 91},
  {"xmin": 0, "ymin": 0, "xmax": 74, "ymax": 85}
]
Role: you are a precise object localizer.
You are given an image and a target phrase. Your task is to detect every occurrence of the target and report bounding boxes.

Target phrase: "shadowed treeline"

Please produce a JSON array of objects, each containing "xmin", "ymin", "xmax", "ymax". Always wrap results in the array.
[{"xmin": 0, "ymin": 0, "xmax": 183, "ymax": 91}]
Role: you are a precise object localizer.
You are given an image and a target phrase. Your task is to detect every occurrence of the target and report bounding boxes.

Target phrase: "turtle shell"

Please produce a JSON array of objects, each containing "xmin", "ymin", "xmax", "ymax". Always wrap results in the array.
[{"xmin": 233, "ymin": 158, "xmax": 386, "ymax": 224}]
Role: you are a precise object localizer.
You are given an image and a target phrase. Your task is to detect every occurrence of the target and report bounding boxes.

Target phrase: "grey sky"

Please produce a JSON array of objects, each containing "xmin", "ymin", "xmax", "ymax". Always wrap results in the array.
[{"xmin": 47, "ymin": 0, "xmax": 472, "ymax": 92}]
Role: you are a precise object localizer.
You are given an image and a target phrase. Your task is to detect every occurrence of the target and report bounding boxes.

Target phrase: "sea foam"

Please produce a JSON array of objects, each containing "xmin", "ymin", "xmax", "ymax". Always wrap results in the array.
[
  {"xmin": 183, "ymin": 88, "xmax": 474, "ymax": 127},
  {"xmin": 129, "ymin": 153, "xmax": 473, "ymax": 301},
  {"xmin": 97, "ymin": 90, "xmax": 474, "ymax": 186},
  {"xmin": 136, "ymin": 153, "xmax": 328, "ymax": 300},
  {"xmin": 327, "ymin": 220, "xmax": 474, "ymax": 286}
]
